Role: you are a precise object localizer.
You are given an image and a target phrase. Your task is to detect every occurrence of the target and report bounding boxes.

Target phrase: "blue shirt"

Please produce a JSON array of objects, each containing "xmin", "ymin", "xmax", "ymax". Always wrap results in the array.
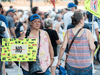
[
  {"xmin": 6, "ymin": 15, "xmax": 15, "ymax": 28},
  {"xmin": 0, "ymin": 14, "xmax": 9, "ymax": 28}
]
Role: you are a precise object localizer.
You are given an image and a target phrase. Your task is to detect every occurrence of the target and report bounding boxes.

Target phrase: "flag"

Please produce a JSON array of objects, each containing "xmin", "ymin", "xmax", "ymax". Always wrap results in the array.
[{"xmin": 50, "ymin": 0, "xmax": 55, "ymax": 8}]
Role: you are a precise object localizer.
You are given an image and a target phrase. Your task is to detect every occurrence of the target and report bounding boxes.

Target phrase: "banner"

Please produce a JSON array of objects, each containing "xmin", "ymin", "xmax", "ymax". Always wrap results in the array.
[
  {"xmin": 50, "ymin": 0, "xmax": 55, "ymax": 8},
  {"xmin": 85, "ymin": 0, "xmax": 100, "ymax": 18},
  {"xmin": 1, "ymin": 38, "xmax": 37, "ymax": 62}
]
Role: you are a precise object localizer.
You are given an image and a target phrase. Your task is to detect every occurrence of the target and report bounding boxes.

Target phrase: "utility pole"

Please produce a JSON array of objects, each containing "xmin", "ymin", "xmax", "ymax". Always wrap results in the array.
[{"xmin": 30, "ymin": 0, "xmax": 33, "ymax": 11}]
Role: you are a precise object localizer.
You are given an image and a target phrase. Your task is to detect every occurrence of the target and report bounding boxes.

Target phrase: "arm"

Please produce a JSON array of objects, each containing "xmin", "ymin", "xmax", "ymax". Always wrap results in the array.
[
  {"xmin": 55, "ymin": 23, "xmax": 60, "ymax": 33},
  {"xmin": 19, "ymin": 31, "xmax": 25, "ymax": 40},
  {"xmin": 87, "ymin": 30, "xmax": 95, "ymax": 60},
  {"xmin": 9, "ymin": 19, "xmax": 16, "ymax": 38},
  {"xmin": 45, "ymin": 31, "xmax": 54, "ymax": 66},
  {"xmin": 7, "ymin": 28, "xmax": 11, "ymax": 38},
  {"xmin": 95, "ymin": 28, "xmax": 100, "ymax": 44},
  {"xmin": 55, "ymin": 23, "xmax": 60, "ymax": 38},
  {"xmin": 54, "ymin": 30, "xmax": 61, "ymax": 45},
  {"xmin": 56, "ymin": 39, "xmax": 61, "ymax": 45},
  {"xmin": 87, "ymin": 30, "xmax": 95, "ymax": 51},
  {"xmin": 10, "ymin": 27, "xmax": 16, "ymax": 38},
  {"xmin": 57, "ymin": 30, "xmax": 69, "ymax": 67}
]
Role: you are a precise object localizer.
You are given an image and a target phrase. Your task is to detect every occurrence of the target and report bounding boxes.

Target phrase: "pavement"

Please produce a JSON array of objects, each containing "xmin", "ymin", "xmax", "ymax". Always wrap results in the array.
[{"xmin": 4, "ymin": 63, "xmax": 100, "ymax": 75}]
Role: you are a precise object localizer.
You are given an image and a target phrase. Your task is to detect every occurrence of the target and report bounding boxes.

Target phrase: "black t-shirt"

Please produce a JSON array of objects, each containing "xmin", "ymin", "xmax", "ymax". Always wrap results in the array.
[
  {"xmin": 44, "ymin": 29, "xmax": 59, "ymax": 56},
  {"xmin": 15, "ymin": 21, "xmax": 23, "ymax": 38}
]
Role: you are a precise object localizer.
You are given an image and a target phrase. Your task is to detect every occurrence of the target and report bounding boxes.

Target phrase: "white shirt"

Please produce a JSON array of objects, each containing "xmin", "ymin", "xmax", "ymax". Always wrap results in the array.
[
  {"xmin": 86, "ymin": 21, "xmax": 99, "ymax": 42},
  {"xmin": 0, "ymin": 21, "xmax": 10, "ymax": 38},
  {"xmin": 92, "ymin": 21, "xmax": 99, "ymax": 42},
  {"xmin": 53, "ymin": 20, "xmax": 63, "ymax": 42},
  {"xmin": 64, "ymin": 11, "xmax": 74, "ymax": 32}
]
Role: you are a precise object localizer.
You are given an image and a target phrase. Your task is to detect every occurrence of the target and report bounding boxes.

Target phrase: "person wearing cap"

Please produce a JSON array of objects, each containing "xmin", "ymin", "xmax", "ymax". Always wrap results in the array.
[
  {"xmin": 57, "ymin": 10, "xmax": 95, "ymax": 75},
  {"xmin": 44, "ymin": 18, "xmax": 61, "ymax": 75},
  {"xmin": 19, "ymin": 14, "xmax": 54, "ymax": 75},
  {"xmin": 64, "ymin": 2, "xmax": 77, "ymax": 32},
  {"xmin": 6, "ymin": 9, "xmax": 16, "ymax": 38}
]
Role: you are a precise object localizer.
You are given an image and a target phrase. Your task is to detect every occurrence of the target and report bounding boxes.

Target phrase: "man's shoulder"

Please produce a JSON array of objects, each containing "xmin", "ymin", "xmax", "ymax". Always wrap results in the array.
[
  {"xmin": 64, "ymin": 12, "xmax": 68, "ymax": 17},
  {"xmin": 0, "ymin": 14, "xmax": 6, "ymax": 19}
]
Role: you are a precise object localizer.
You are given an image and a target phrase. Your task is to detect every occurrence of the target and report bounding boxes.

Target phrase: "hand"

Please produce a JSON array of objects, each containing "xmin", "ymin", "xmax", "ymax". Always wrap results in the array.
[
  {"xmin": 49, "ymin": 58, "xmax": 54, "ymax": 67},
  {"xmin": 57, "ymin": 59, "xmax": 61, "ymax": 68}
]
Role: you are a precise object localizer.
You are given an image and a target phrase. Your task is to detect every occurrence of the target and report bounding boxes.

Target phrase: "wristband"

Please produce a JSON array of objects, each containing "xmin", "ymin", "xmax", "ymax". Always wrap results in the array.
[{"xmin": 50, "ymin": 57, "xmax": 54, "ymax": 59}]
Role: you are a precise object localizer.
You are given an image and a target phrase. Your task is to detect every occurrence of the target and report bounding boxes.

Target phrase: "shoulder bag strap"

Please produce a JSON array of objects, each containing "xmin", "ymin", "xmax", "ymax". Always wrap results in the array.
[
  {"xmin": 67, "ymin": 28, "xmax": 83, "ymax": 54},
  {"xmin": 37, "ymin": 31, "xmax": 40, "ymax": 56}
]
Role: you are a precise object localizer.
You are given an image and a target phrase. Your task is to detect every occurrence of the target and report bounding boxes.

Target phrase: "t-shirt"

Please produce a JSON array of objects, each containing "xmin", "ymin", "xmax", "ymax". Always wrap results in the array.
[
  {"xmin": 44, "ymin": 29, "xmax": 59, "ymax": 56},
  {"xmin": 64, "ymin": 11, "xmax": 74, "ymax": 32},
  {"xmin": 85, "ymin": 21, "xmax": 99, "ymax": 42},
  {"xmin": 15, "ymin": 22, "xmax": 23, "ymax": 38},
  {"xmin": 6, "ymin": 15, "xmax": 15, "ymax": 28},
  {"xmin": 93, "ymin": 22, "xmax": 99, "ymax": 42},
  {"xmin": 0, "ymin": 14, "xmax": 9, "ymax": 28}
]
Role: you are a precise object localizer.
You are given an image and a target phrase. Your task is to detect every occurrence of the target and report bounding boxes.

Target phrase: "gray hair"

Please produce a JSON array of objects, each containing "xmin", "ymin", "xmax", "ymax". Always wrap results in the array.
[
  {"xmin": 55, "ymin": 14, "xmax": 62, "ymax": 20},
  {"xmin": 44, "ymin": 18, "xmax": 53, "ymax": 28}
]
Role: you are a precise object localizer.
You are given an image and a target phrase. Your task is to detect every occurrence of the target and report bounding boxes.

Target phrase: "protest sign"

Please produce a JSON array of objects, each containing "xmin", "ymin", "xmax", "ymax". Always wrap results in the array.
[
  {"xmin": 1, "ymin": 38, "xmax": 37, "ymax": 62},
  {"xmin": 85, "ymin": 0, "xmax": 100, "ymax": 18}
]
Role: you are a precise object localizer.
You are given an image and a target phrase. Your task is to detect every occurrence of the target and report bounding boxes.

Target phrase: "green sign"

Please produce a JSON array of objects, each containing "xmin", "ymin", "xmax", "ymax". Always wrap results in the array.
[
  {"xmin": 85, "ymin": 0, "xmax": 100, "ymax": 18},
  {"xmin": 1, "ymin": 38, "xmax": 37, "ymax": 62}
]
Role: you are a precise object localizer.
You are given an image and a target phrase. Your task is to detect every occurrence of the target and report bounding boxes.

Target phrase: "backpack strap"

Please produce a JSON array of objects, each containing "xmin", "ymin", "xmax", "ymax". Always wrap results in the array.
[{"xmin": 25, "ymin": 28, "xmax": 31, "ymax": 38}]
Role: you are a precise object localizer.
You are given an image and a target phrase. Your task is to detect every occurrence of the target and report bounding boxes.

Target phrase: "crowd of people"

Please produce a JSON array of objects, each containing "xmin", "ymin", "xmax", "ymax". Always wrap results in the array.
[{"xmin": 0, "ymin": 2, "xmax": 100, "ymax": 75}]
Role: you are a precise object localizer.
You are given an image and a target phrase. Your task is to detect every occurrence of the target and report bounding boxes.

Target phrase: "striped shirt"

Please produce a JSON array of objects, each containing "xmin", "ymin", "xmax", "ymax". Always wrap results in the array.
[{"xmin": 67, "ymin": 29, "xmax": 92, "ymax": 68}]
